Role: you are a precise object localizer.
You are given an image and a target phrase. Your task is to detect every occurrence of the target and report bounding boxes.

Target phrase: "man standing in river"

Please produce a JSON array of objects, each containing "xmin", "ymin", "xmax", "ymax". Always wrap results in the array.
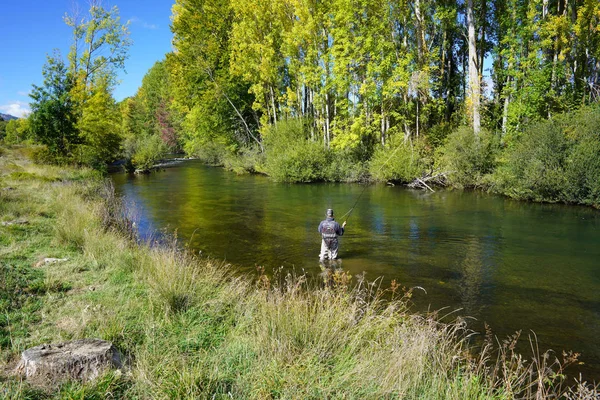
[{"xmin": 318, "ymin": 209, "xmax": 347, "ymax": 261}]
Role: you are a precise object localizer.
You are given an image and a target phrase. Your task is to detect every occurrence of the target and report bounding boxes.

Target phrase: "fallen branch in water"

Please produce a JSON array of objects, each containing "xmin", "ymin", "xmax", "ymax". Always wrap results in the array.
[
  {"xmin": 416, "ymin": 178, "xmax": 435, "ymax": 192},
  {"xmin": 407, "ymin": 170, "xmax": 452, "ymax": 191}
]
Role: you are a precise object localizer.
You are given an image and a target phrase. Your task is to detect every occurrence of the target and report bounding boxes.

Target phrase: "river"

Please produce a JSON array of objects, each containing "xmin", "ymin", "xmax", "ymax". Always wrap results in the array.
[{"xmin": 112, "ymin": 160, "xmax": 600, "ymax": 380}]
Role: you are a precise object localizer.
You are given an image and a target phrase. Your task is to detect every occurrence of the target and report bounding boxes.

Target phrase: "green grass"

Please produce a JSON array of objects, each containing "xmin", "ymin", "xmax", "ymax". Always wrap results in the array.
[{"xmin": 0, "ymin": 145, "xmax": 598, "ymax": 399}]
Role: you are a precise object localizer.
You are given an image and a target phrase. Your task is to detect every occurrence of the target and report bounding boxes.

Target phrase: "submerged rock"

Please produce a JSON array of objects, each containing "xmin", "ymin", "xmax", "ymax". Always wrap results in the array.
[{"xmin": 16, "ymin": 339, "xmax": 122, "ymax": 385}]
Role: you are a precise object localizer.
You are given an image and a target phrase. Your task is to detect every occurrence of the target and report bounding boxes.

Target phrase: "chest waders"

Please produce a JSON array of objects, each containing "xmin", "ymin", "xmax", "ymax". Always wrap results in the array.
[{"xmin": 321, "ymin": 221, "xmax": 338, "ymax": 248}]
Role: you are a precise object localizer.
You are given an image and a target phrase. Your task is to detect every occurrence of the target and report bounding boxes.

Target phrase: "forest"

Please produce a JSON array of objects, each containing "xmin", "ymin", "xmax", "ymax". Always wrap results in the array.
[{"xmin": 3, "ymin": 0, "xmax": 600, "ymax": 206}]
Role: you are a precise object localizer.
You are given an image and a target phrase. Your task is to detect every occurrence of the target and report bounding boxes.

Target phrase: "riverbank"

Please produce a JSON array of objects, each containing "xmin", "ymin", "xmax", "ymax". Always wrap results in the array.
[
  {"xmin": 186, "ymin": 105, "xmax": 600, "ymax": 210},
  {"xmin": 1, "ymin": 146, "xmax": 598, "ymax": 398}
]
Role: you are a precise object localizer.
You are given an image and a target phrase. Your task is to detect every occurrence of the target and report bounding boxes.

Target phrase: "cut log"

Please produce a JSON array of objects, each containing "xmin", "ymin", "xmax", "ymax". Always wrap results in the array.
[{"xmin": 17, "ymin": 339, "xmax": 122, "ymax": 385}]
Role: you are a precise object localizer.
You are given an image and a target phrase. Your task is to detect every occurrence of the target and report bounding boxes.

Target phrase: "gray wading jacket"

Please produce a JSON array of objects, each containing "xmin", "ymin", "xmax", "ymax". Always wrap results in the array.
[{"xmin": 318, "ymin": 217, "xmax": 344, "ymax": 247}]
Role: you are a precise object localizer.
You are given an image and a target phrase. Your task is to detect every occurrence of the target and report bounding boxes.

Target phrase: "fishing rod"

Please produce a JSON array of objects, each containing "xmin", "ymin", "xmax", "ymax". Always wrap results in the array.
[
  {"xmin": 337, "ymin": 184, "xmax": 369, "ymax": 222},
  {"xmin": 338, "ymin": 141, "xmax": 413, "ymax": 223}
]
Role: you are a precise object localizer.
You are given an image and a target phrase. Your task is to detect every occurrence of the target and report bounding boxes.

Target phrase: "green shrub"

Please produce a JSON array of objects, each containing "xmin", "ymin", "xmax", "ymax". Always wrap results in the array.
[
  {"xmin": 560, "ymin": 106, "xmax": 600, "ymax": 206},
  {"xmin": 494, "ymin": 121, "xmax": 567, "ymax": 201},
  {"xmin": 427, "ymin": 122, "xmax": 454, "ymax": 148},
  {"xmin": 29, "ymin": 145, "xmax": 72, "ymax": 165},
  {"xmin": 0, "ymin": 120, "xmax": 6, "ymax": 142},
  {"xmin": 493, "ymin": 105, "xmax": 600, "ymax": 206},
  {"xmin": 30, "ymin": 145, "xmax": 52, "ymax": 164},
  {"xmin": 130, "ymin": 135, "xmax": 168, "ymax": 171},
  {"xmin": 369, "ymin": 139, "xmax": 427, "ymax": 183},
  {"xmin": 261, "ymin": 117, "xmax": 310, "ymax": 155},
  {"xmin": 262, "ymin": 119, "xmax": 330, "ymax": 183},
  {"xmin": 222, "ymin": 146, "xmax": 265, "ymax": 174},
  {"xmin": 437, "ymin": 127, "xmax": 499, "ymax": 188},
  {"xmin": 192, "ymin": 141, "xmax": 229, "ymax": 166},
  {"xmin": 265, "ymin": 139, "xmax": 329, "ymax": 182},
  {"xmin": 323, "ymin": 150, "xmax": 369, "ymax": 182}
]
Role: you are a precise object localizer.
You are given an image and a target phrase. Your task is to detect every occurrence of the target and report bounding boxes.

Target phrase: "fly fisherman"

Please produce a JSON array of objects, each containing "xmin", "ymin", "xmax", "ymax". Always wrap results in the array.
[{"xmin": 318, "ymin": 209, "xmax": 347, "ymax": 261}]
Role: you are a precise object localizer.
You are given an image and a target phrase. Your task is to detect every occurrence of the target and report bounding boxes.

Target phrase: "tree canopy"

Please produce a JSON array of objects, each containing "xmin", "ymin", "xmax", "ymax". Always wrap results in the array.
[{"xmin": 27, "ymin": 1, "xmax": 130, "ymax": 165}]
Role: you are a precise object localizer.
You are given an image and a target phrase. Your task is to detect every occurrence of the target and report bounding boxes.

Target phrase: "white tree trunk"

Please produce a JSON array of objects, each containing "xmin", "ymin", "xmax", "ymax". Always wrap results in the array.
[
  {"xmin": 325, "ymin": 92, "xmax": 331, "ymax": 149},
  {"xmin": 270, "ymin": 85, "xmax": 278, "ymax": 124},
  {"xmin": 416, "ymin": 100, "xmax": 420, "ymax": 138},
  {"xmin": 467, "ymin": 0, "xmax": 481, "ymax": 136},
  {"xmin": 381, "ymin": 101, "xmax": 386, "ymax": 146},
  {"xmin": 415, "ymin": 0, "xmax": 425, "ymax": 65},
  {"xmin": 502, "ymin": 87, "xmax": 510, "ymax": 138}
]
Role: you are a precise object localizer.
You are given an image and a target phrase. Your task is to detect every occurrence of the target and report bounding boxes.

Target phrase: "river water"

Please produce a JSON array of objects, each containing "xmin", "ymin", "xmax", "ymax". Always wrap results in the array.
[{"xmin": 112, "ymin": 160, "xmax": 600, "ymax": 380}]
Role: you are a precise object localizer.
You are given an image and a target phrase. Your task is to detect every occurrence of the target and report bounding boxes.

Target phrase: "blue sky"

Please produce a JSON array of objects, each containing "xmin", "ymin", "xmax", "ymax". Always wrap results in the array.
[{"xmin": 0, "ymin": 0, "xmax": 175, "ymax": 117}]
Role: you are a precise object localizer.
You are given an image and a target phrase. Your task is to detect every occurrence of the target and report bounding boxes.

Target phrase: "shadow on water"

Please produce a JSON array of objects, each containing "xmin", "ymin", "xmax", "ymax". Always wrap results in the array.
[{"xmin": 112, "ymin": 160, "xmax": 600, "ymax": 381}]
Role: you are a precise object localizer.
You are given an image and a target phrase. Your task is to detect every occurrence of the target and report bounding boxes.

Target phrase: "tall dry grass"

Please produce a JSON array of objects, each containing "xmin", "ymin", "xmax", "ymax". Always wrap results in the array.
[{"xmin": 1, "ymin": 145, "xmax": 599, "ymax": 399}]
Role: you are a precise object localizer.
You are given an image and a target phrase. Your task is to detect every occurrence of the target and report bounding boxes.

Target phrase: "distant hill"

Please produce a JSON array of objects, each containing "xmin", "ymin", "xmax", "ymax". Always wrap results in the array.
[{"xmin": 0, "ymin": 113, "xmax": 18, "ymax": 121}]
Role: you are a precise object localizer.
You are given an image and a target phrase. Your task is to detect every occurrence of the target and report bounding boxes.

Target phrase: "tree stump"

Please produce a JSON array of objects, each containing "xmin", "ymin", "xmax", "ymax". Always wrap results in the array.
[{"xmin": 17, "ymin": 339, "xmax": 122, "ymax": 385}]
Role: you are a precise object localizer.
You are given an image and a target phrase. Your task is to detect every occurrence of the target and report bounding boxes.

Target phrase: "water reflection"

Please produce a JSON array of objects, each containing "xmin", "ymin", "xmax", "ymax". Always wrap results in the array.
[{"xmin": 112, "ymin": 161, "xmax": 600, "ymax": 380}]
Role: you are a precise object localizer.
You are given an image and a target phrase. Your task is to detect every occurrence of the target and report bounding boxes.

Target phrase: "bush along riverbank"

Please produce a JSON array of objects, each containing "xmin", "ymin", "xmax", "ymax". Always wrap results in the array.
[
  {"xmin": 182, "ymin": 105, "xmax": 600, "ymax": 208},
  {"xmin": 1, "ymin": 146, "xmax": 599, "ymax": 398}
]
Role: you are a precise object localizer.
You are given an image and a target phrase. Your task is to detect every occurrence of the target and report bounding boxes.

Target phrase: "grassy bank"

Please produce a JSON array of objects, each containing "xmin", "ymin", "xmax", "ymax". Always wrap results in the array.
[{"xmin": 0, "ymin": 146, "xmax": 598, "ymax": 399}]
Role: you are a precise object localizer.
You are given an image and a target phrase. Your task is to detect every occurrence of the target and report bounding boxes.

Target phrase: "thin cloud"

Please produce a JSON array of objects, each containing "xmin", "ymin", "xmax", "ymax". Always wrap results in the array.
[
  {"xmin": 130, "ymin": 16, "xmax": 158, "ymax": 30},
  {"xmin": 17, "ymin": 90, "xmax": 29, "ymax": 97},
  {"xmin": 0, "ymin": 102, "xmax": 30, "ymax": 118}
]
